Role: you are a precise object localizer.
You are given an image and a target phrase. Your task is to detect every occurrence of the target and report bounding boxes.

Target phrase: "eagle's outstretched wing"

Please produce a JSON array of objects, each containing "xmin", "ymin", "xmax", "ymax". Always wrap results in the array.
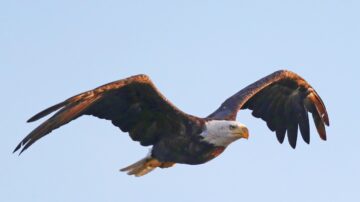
[
  {"xmin": 208, "ymin": 70, "xmax": 329, "ymax": 148},
  {"xmin": 14, "ymin": 74, "xmax": 203, "ymax": 154}
]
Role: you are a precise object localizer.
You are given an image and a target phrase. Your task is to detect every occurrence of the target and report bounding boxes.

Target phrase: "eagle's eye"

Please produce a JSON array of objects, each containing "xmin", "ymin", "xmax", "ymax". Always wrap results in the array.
[{"xmin": 229, "ymin": 125, "xmax": 237, "ymax": 130}]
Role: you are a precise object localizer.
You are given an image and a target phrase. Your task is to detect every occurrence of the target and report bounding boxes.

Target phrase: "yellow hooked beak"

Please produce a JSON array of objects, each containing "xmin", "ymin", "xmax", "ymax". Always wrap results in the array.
[{"xmin": 233, "ymin": 125, "xmax": 249, "ymax": 139}]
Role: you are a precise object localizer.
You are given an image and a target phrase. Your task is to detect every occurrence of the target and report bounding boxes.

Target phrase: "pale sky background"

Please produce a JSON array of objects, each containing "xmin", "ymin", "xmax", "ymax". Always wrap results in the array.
[{"xmin": 1, "ymin": 1, "xmax": 360, "ymax": 202}]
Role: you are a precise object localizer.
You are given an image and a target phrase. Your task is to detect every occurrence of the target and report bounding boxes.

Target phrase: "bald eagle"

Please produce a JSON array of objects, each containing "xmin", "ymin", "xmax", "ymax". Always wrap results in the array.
[{"xmin": 14, "ymin": 70, "xmax": 329, "ymax": 177}]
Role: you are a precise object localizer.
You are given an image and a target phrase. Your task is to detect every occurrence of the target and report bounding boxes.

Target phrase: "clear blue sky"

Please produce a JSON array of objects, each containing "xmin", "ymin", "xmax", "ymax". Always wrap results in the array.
[{"xmin": 1, "ymin": 1, "xmax": 359, "ymax": 202}]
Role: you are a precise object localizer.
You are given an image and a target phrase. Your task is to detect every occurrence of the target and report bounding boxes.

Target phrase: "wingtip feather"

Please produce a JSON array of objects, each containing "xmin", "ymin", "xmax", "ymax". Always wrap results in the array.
[
  {"xmin": 323, "ymin": 113, "xmax": 330, "ymax": 126},
  {"xmin": 312, "ymin": 112, "xmax": 327, "ymax": 141},
  {"xmin": 27, "ymin": 101, "xmax": 67, "ymax": 122},
  {"xmin": 311, "ymin": 92, "xmax": 330, "ymax": 126},
  {"xmin": 13, "ymin": 139, "xmax": 30, "ymax": 155},
  {"xmin": 13, "ymin": 144, "xmax": 21, "ymax": 154}
]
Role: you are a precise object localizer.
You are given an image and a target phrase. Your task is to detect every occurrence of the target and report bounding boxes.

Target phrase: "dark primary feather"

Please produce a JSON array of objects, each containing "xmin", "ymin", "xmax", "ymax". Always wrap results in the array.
[
  {"xmin": 14, "ymin": 74, "xmax": 203, "ymax": 154},
  {"xmin": 208, "ymin": 70, "xmax": 329, "ymax": 148},
  {"xmin": 27, "ymin": 101, "xmax": 67, "ymax": 123}
]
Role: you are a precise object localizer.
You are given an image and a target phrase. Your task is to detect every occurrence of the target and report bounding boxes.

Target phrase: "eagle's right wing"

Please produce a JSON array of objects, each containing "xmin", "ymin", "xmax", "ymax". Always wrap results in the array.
[{"xmin": 208, "ymin": 70, "xmax": 329, "ymax": 148}]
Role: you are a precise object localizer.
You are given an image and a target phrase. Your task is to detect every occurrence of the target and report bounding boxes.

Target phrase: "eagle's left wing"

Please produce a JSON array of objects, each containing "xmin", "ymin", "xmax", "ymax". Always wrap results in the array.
[
  {"xmin": 207, "ymin": 70, "xmax": 329, "ymax": 148},
  {"xmin": 14, "ymin": 74, "xmax": 203, "ymax": 154}
]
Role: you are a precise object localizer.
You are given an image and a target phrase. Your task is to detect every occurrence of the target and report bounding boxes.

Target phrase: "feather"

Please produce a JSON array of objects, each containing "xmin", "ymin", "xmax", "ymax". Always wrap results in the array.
[
  {"xmin": 298, "ymin": 108, "xmax": 310, "ymax": 144},
  {"xmin": 285, "ymin": 98, "xmax": 299, "ymax": 148},
  {"xmin": 263, "ymin": 89, "xmax": 283, "ymax": 131},
  {"xmin": 15, "ymin": 98, "xmax": 99, "ymax": 154},
  {"xmin": 308, "ymin": 92, "xmax": 330, "ymax": 126},
  {"xmin": 251, "ymin": 88, "xmax": 274, "ymax": 118},
  {"xmin": 312, "ymin": 112, "xmax": 327, "ymax": 140},
  {"xmin": 27, "ymin": 101, "xmax": 67, "ymax": 122},
  {"xmin": 287, "ymin": 124, "xmax": 298, "ymax": 149},
  {"xmin": 276, "ymin": 126, "xmax": 286, "ymax": 144}
]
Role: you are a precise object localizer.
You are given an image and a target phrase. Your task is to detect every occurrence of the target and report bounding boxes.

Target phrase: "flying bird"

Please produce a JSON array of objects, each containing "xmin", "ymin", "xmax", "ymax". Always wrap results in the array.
[{"xmin": 14, "ymin": 70, "xmax": 329, "ymax": 176}]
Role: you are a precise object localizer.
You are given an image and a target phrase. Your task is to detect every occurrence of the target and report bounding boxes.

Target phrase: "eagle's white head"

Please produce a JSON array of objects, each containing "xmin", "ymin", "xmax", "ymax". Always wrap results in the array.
[{"xmin": 200, "ymin": 120, "xmax": 249, "ymax": 147}]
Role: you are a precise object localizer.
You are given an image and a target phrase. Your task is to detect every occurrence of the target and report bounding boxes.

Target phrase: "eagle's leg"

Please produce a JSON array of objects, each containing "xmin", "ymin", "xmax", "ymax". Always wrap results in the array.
[{"xmin": 120, "ymin": 157, "xmax": 175, "ymax": 177}]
